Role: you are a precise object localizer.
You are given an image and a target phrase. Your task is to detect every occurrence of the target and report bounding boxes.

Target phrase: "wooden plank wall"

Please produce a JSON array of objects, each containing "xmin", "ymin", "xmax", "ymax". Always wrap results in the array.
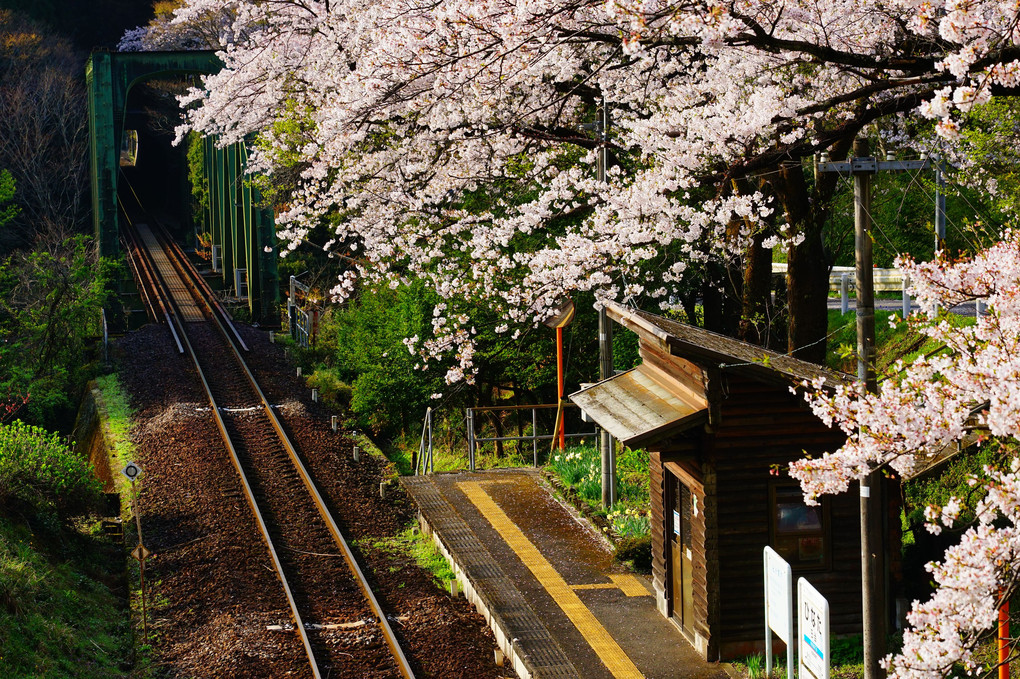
[
  {"xmin": 650, "ymin": 450, "xmax": 666, "ymax": 610},
  {"xmin": 710, "ymin": 374, "xmax": 863, "ymax": 659}
]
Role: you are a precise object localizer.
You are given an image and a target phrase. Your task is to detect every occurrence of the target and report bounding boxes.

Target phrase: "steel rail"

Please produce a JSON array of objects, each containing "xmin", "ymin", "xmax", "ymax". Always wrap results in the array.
[
  {"xmin": 136, "ymin": 225, "xmax": 416, "ymax": 679},
  {"xmin": 122, "ymin": 226, "xmax": 184, "ymax": 354},
  {"xmin": 155, "ymin": 222, "xmax": 417, "ymax": 679},
  {"xmin": 121, "ymin": 236, "xmax": 157, "ymax": 324},
  {"xmin": 153, "ymin": 226, "xmax": 248, "ymax": 352},
  {"xmin": 129, "ymin": 224, "xmax": 323, "ymax": 679}
]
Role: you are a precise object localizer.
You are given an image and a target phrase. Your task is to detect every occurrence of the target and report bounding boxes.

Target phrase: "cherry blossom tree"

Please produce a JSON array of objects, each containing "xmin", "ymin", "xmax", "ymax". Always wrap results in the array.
[
  {"xmin": 118, "ymin": 0, "xmax": 231, "ymax": 51},
  {"xmin": 791, "ymin": 233, "xmax": 1020, "ymax": 677},
  {"xmin": 117, "ymin": 0, "xmax": 1019, "ymax": 374},
  {"xmin": 145, "ymin": 1, "xmax": 1020, "ymax": 365},
  {"xmin": 121, "ymin": 2, "xmax": 1020, "ymax": 673}
]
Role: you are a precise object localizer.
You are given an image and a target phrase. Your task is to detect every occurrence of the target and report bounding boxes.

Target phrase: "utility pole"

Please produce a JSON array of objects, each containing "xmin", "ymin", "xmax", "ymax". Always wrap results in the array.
[
  {"xmin": 596, "ymin": 98, "xmax": 616, "ymax": 508},
  {"xmin": 818, "ymin": 140, "xmax": 930, "ymax": 679},
  {"xmin": 853, "ymin": 138, "xmax": 882, "ymax": 679},
  {"xmin": 934, "ymin": 151, "xmax": 946, "ymax": 253}
]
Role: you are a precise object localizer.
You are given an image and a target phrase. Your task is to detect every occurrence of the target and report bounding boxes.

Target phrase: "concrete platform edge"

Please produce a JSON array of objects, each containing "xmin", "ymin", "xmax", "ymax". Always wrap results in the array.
[{"xmin": 416, "ymin": 510, "xmax": 535, "ymax": 679}]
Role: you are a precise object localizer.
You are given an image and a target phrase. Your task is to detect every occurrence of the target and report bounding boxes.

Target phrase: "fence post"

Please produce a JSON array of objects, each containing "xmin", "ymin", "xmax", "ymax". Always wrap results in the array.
[
  {"xmin": 467, "ymin": 408, "xmax": 476, "ymax": 472},
  {"xmin": 532, "ymin": 408, "xmax": 539, "ymax": 467},
  {"xmin": 902, "ymin": 273, "xmax": 911, "ymax": 318},
  {"xmin": 841, "ymin": 273, "xmax": 851, "ymax": 315}
]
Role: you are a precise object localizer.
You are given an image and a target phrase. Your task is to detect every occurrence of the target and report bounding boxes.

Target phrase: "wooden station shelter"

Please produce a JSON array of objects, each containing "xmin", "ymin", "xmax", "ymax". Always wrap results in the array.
[{"xmin": 571, "ymin": 302, "xmax": 899, "ymax": 661}]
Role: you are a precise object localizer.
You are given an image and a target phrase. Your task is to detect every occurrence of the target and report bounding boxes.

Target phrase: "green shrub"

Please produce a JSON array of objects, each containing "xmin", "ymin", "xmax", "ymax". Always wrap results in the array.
[
  {"xmin": 614, "ymin": 535, "xmax": 652, "ymax": 572},
  {"xmin": 0, "ymin": 421, "xmax": 102, "ymax": 523}
]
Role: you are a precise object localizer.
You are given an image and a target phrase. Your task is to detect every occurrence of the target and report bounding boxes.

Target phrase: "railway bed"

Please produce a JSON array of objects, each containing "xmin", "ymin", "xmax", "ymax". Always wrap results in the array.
[{"xmin": 114, "ymin": 222, "xmax": 511, "ymax": 678}]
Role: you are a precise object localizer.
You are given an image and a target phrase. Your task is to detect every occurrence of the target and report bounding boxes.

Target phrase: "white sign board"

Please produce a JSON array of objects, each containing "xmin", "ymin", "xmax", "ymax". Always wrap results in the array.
[
  {"xmin": 121, "ymin": 461, "xmax": 143, "ymax": 482},
  {"xmin": 763, "ymin": 547, "xmax": 793, "ymax": 679},
  {"xmin": 798, "ymin": 577, "xmax": 830, "ymax": 679}
]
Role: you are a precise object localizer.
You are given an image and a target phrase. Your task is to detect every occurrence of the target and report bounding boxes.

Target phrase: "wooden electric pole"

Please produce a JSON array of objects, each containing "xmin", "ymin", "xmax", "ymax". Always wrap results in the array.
[
  {"xmin": 818, "ymin": 139, "xmax": 931, "ymax": 679},
  {"xmin": 853, "ymin": 138, "xmax": 883, "ymax": 679}
]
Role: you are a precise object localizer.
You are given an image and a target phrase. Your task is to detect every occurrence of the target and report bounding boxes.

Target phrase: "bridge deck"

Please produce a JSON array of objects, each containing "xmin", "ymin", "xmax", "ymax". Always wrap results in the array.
[{"xmin": 136, "ymin": 223, "xmax": 205, "ymax": 322}]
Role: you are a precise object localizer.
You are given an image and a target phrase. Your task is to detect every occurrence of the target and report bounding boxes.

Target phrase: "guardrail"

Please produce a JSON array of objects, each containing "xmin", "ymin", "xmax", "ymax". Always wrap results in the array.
[{"xmin": 771, "ymin": 263, "xmax": 905, "ymax": 292}]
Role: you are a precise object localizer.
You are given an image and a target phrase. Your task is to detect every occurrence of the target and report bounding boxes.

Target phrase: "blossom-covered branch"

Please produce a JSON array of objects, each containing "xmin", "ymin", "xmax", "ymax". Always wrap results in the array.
[
  {"xmin": 115, "ymin": 1, "xmax": 1020, "ymax": 381},
  {"xmin": 791, "ymin": 233, "xmax": 1020, "ymax": 676}
]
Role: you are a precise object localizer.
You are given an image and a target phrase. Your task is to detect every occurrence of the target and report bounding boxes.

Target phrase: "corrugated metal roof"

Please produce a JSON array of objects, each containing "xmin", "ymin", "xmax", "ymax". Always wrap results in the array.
[{"xmin": 569, "ymin": 364, "xmax": 708, "ymax": 447}]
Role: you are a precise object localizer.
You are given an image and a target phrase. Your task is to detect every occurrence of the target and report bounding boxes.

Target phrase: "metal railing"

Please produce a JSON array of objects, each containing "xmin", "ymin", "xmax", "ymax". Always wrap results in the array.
[
  {"xmin": 415, "ymin": 407, "xmax": 433, "ymax": 475},
  {"xmin": 291, "ymin": 306, "xmax": 316, "ymax": 348},
  {"xmin": 466, "ymin": 403, "xmax": 596, "ymax": 472},
  {"xmin": 287, "ymin": 275, "xmax": 319, "ymax": 348},
  {"xmin": 838, "ymin": 272, "xmax": 914, "ymax": 318}
]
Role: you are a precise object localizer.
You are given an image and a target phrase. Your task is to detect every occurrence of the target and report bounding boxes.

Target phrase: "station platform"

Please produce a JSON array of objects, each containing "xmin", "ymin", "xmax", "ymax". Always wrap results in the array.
[{"xmin": 400, "ymin": 470, "xmax": 730, "ymax": 679}]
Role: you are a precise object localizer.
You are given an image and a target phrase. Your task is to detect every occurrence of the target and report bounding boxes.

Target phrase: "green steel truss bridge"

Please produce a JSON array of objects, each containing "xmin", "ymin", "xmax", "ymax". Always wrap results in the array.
[{"xmin": 87, "ymin": 50, "xmax": 279, "ymax": 323}]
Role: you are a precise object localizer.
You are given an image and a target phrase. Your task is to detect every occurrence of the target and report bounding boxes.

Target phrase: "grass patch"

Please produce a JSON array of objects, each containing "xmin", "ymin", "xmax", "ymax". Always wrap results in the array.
[
  {"xmin": 825, "ymin": 308, "xmax": 976, "ymax": 375},
  {"xmin": 94, "ymin": 374, "xmax": 158, "ymax": 674},
  {"xmin": 363, "ymin": 526, "xmax": 455, "ymax": 587},
  {"xmin": 94, "ymin": 374, "xmax": 135, "ymax": 472},
  {"xmin": 0, "ymin": 518, "xmax": 131, "ymax": 678},
  {"xmin": 386, "ymin": 425, "xmax": 538, "ymax": 475}
]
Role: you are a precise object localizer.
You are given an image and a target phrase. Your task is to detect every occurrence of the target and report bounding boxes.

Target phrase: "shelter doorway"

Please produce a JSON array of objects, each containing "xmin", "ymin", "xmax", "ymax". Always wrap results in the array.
[{"xmin": 668, "ymin": 471, "xmax": 695, "ymax": 640}]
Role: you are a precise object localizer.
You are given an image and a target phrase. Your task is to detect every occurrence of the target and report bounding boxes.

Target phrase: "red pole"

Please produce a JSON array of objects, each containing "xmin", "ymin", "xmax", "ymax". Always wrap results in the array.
[
  {"xmin": 556, "ymin": 326, "xmax": 565, "ymax": 450},
  {"xmin": 1000, "ymin": 599, "xmax": 1010, "ymax": 679}
]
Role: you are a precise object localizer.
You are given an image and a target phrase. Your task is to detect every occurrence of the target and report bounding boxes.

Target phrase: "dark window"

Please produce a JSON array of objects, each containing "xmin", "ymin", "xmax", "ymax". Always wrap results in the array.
[{"xmin": 769, "ymin": 484, "xmax": 831, "ymax": 570}]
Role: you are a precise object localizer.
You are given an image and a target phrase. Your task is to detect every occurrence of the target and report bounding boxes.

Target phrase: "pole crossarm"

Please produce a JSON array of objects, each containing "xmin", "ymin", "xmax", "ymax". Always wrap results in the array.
[{"xmin": 817, "ymin": 159, "xmax": 931, "ymax": 174}]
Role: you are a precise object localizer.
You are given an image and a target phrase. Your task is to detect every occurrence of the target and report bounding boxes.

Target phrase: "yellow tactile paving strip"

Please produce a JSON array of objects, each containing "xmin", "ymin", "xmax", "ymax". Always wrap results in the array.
[
  {"xmin": 460, "ymin": 481, "xmax": 645, "ymax": 679},
  {"xmin": 572, "ymin": 574, "xmax": 649, "ymax": 597}
]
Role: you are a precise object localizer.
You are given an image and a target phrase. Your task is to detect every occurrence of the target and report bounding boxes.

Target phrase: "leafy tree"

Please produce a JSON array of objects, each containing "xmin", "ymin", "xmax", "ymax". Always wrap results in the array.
[
  {"xmin": 185, "ymin": 131, "xmax": 209, "ymax": 227},
  {"xmin": 0, "ymin": 169, "xmax": 18, "ymax": 228},
  {"xmin": 316, "ymin": 282, "xmax": 444, "ymax": 435},
  {"xmin": 0, "ymin": 10, "xmax": 88, "ymax": 254},
  {"xmin": 0, "ymin": 236, "xmax": 111, "ymax": 427}
]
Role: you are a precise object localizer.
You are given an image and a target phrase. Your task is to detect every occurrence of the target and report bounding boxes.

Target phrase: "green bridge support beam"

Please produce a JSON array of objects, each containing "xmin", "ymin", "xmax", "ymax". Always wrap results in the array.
[{"xmin": 87, "ymin": 50, "xmax": 280, "ymax": 324}]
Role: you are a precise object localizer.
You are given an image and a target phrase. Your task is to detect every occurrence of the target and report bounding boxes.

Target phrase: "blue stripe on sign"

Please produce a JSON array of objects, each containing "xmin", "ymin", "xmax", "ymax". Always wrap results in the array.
[{"xmin": 803, "ymin": 633, "xmax": 824, "ymax": 659}]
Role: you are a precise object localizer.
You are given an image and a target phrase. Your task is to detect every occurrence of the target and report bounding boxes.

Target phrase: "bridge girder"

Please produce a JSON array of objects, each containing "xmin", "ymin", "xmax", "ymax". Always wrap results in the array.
[{"xmin": 86, "ymin": 51, "xmax": 279, "ymax": 323}]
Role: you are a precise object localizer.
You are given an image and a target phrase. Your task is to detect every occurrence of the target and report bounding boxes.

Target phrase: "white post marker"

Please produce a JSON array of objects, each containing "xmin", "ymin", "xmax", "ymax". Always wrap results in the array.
[
  {"xmin": 799, "ymin": 577, "xmax": 830, "ymax": 679},
  {"xmin": 121, "ymin": 461, "xmax": 143, "ymax": 482},
  {"xmin": 764, "ymin": 546, "xmax": 794, "ymax": 679}
]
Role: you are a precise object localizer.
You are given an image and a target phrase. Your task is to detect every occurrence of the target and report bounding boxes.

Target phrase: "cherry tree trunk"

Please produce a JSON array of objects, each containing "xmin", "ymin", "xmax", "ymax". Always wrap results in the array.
[{"xmin": 777, "ymin": 164, "xmax": 829, "ymax": 365}]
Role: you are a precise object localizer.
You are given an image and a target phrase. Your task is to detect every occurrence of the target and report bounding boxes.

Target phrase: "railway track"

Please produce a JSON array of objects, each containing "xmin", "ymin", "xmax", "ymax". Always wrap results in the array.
[{"xmin": 123, "ymin": 221, "xmax": 416, "ymax": 679}]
